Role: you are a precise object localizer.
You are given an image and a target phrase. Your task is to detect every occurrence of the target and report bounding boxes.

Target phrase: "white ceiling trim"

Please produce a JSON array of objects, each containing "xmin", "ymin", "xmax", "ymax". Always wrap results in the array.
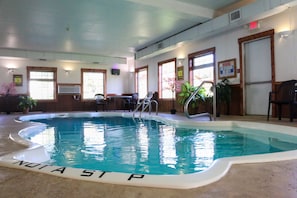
[
  {"xmin": 0, "ymin": 48, "xmax": 127, "ymax": 64},
  {"xmin": 127, "ymin": 0, "xmax": 214, "ymax": 18},
  {"xmin": 135, "ymin": 0, "xmax": 297, "ymax": 59}
]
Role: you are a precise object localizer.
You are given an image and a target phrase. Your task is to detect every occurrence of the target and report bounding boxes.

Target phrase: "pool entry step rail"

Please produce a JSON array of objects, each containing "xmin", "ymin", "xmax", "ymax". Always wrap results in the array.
[
  {"xmin": 184, "ymin": 81, "xmax": 216, "ymax": 121},
  {"xmin": 133, "ymin": 92, "xmax": 158, "ymax": 118}
]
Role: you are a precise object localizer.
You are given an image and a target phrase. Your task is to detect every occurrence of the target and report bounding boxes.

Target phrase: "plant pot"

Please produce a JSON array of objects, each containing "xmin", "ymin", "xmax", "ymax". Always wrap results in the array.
[
  {"xmin": 170, "ymin": 109, "xmax": 176, "ymax": 114},
  {"xmin": 23, "ymin": 108, "xmax": 29, "ymax": 114}
]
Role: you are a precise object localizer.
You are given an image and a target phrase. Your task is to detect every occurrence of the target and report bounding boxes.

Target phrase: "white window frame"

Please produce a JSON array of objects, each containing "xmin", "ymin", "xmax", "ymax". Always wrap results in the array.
[
  {"xmin": 27, "ymin": 66, "xmax": 57, "ymax": 101},
  {"xmin": 189, "ymin": 48, "xmax": 215, "ymax": 96},
  {"xmin": 135, "ymin": 66, "xmax": 148, "ymax": 99},
  {"xmin": 81, "ymin": 69, "xmax": 106, "ymax": 100},
  {"xmin": 158, "ymin": 58, "xmax": 176, "ymax": 99}
]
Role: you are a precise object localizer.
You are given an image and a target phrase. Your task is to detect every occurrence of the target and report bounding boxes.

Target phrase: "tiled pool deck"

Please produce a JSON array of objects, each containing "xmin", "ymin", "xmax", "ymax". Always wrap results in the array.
[{"xmin": 1, "ymin": 112, "xmax": 297, "ymax": 198}]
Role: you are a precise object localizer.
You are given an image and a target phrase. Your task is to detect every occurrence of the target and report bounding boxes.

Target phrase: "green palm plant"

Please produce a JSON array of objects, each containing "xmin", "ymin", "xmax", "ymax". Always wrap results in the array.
[
  {"xmin": 178, "ymin": 81, "xmax": 206, "ymax": 109},
  {"xmin": 18, "ymin": 96, "xmax": 37, "ymax": 113}
]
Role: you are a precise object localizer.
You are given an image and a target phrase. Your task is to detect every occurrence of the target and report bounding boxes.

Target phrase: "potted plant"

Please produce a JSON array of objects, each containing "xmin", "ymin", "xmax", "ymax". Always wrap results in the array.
[
  {"xmin": 18, "ymin": 95, "xmax": 37, "ymax": 114},
  {"xmin": 215, "ymin": 78, "xmax": 231, "ymax": 116},
  {"xmin": 178, "ymin": 81, "xmax": 206, "ymax": 114}
]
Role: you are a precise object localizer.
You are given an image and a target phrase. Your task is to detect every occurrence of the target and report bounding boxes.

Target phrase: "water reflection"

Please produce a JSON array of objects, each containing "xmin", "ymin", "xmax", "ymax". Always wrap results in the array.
[
  {"xmin": 24, "ymin": 117, "xmax": 297, "ymax": 175},
  {"xmin": 159, "ymin": 125, "xmax": 177, "ymax": 169}
]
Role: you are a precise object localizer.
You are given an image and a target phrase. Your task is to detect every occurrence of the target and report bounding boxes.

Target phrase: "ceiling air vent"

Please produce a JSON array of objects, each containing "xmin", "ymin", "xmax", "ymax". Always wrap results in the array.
[
  {"xmin": 157, "ymin": 42, "xmax": 163, "ymax": 50},
  {"xmin": 229, "ymin": 9, "xmax": 241, "ymax": 23}
]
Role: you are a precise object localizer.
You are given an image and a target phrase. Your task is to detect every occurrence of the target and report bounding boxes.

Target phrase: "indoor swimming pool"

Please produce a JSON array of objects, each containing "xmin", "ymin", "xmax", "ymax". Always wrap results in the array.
[
  {"xmin": 20, "ymin": 116, "xmax": 297, "ymax": 175},
  {"xmin": 2, "ymin": 112, "xmax": 297, "ymax": 189}
]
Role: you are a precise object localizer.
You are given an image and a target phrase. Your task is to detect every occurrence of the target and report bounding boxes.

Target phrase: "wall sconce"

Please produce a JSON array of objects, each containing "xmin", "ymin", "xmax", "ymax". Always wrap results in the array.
[
  {"xmin": 7, "ymin": 68, "xmax": 15, "ymax": 74},
  {"xmin": 279, "ymin": 30, "xmax": 291, "ymax": 38},
  {"xmin": 177, "ymin": 58, "xmax": 184, "ymax": 66},
  {"xmin": 64, "ymin": 69, "xmax": 71, "ymax": 75}
]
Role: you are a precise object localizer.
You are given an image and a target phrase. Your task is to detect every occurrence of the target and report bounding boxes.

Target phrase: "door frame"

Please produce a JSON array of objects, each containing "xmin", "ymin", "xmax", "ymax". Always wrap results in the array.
[{"xmin": 238, "ymin": 29, "xmax": 275, "ymax": 115}]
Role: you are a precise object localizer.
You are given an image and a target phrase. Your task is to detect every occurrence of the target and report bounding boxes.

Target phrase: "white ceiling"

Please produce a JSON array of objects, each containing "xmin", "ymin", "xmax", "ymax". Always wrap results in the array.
[{"xmin": 0, "ymin": 0, "xmax": 251, "ymax": 62}]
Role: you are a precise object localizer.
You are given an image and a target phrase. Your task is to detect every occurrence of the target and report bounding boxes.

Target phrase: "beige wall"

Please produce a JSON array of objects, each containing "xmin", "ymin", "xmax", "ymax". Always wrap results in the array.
[{"xmin": 0, "ymin": 59, "xmax": 132, "ymax": 95}]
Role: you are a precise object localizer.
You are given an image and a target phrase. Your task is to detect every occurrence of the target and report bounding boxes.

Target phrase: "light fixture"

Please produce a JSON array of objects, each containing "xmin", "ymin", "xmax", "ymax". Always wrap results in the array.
[
  {"xmin": 177, "ymin": 58, "xmax": 184, "ymax": 66},
  {"xmin": 279, "ymin": 30, "xmax": 291, "ymax": 38},
  {"xmin": 7, "ymin": 68, "xmax": 15, "ymax": 74},
  {"xmin": 278, "ymin": 7, "xmax": 294, "ymax": 39},
  {"xmin": 64, "ymin": 69, "xmax": 71, "ymax": 75},
  {"xmin": 129, "ymin": 67, "xmax": 135, "ymax": 73}
]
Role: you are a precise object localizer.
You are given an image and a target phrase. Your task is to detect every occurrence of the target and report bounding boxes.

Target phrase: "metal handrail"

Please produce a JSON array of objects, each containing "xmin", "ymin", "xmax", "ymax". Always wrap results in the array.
[
  {"xmin": 184, "ymin": 81, "xmax": 216, "ymax": 120},
  {"xmin": 132, "ymin": 92, "xmax": 158, "ymax": 118}
]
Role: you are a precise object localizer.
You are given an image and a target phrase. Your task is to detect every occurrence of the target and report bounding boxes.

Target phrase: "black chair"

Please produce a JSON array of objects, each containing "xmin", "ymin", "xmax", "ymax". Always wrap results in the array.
[
  {"xmin": 95, "ymin": 94, "xmax": 107, "ymax": 111},
  {"xmin": 267, "ymin": 80, "xmax": 297, "ymax": 122},
  {"xmin": 124, "ymin": 93, "xmax": 138, "ymax": 111}
]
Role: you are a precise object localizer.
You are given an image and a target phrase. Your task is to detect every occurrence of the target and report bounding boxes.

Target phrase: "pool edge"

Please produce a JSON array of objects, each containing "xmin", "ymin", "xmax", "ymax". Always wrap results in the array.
[{"xmin": 1, "ymin": 112, "xmax": 297, "ymax": 189}]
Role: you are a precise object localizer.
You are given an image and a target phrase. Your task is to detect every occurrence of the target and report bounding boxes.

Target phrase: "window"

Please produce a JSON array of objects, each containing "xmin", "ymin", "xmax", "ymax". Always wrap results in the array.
[
  {"xmin": 81, "ymin": 69, "xmax": 106, "ymax": 100},
  {"xmin": 135, "ymin": 66, "xmax": 148, "ymax": 99},
  {"xmin": 189, "ymin": 48, "xmax": 215, "ymax": 95},
  {"xmin": 27, "ymin": 67, "xmax": 57, "ymax": 100},
  {"xmin": 158, "ymin": 59, "xmax": 176, "ymax": 99}
]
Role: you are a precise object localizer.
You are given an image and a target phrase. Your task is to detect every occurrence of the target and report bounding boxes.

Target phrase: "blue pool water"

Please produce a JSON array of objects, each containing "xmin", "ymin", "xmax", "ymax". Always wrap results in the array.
[{"xmin": 22, "ymin": 116, "xmax": 297, "ymax": 175}]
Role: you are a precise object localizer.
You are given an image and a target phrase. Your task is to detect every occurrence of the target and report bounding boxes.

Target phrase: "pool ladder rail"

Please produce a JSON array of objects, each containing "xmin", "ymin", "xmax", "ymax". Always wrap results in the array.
[
  {"xmin": 184, "ymin": 81, "xmax": 216, "ymax": 121},
  {"xmin": 132, "ymin": 92, "xmax": 158, "ymax": 118}
]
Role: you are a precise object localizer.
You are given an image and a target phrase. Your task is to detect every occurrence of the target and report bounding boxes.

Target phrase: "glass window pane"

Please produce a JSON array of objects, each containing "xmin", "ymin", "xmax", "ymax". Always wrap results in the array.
[
  {"xmin": 159, "ymin": 61, "xmax": 175, "ymax": 99},
  {"xmin": 194, "ymin": 54, "xmax": 213, "ymax": 67},
  {"xmin": 83, "ymin": 72, "xmax": 104, "ymax": 99},
  {"xmin": 193, "ymin": 67, "xmax": 214, "ymax": 87},
  {"xmin": 30, "ymin": 80, "xmax": 54, "ymax": 100},
  {"xmin": 30, "ymin": 71, "xmax": 54, "ymax": 79},
  {"xmin": 29, "ymin": 70, "xmax": 55, "ymax": 100},
  {"xmin": 137, "ymin": 69, "xmax": 148, "ymax": 99},
  {"xmin": 192, "ymin": 53, "xmax": 214, "ymax": 96}
]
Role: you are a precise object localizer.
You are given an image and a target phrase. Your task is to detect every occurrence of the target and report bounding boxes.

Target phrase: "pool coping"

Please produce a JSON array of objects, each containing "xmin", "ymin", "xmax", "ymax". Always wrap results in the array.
[{"xmin": 1, "ymin": 112, "xmax": 297, "ymax": 189}]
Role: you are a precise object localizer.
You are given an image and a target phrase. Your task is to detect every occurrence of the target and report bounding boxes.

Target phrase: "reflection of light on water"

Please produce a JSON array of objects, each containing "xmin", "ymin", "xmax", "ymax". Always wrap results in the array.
[
  {"xmin": 158, "ymin": 126, "xmax": 214, "ymax": 173},
  {"xmin": 120, "ymin": 123, "xmax": 149, "ymax": 167},
  {"xmin": 159, "ymin": 125, "xmax": 177, "ymax": 168},
  {"xmin": 29, "ymin": 127, "xmax": 56, "ymax": 154},
  {"xmin": 122, "ymin": 146, "xmax": 136, "ymax": 165},
  {"xmin": 138, "ymin": 123, "xmax": 149, "ymax": 161},
  {"xmin": 64, "ymin": 150, "xmax": 77, "ymax": 162},
  {"xmin": 24, "ymin": 117, "xmax": 297, "ymax": 175},
  {"xmin": 194, "ymin": 132, "xmax": 215, "ymax": 171},
  {"xmin": 82, "ymin": 123, "xmax": 106, "ymax": 161}
]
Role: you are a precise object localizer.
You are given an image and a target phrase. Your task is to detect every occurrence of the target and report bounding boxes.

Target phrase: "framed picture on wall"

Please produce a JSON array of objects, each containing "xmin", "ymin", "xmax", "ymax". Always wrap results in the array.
[
  {"xmin": 218, "ymin": 58, "xmax": 236, "ymax": 79},
  {"xmin": 13, "ymin": 74, "xmax": 23, "ymax": 86},
  {"xmin": 177, "ymin": 66, "xmax": 184, "ymax": 80}
]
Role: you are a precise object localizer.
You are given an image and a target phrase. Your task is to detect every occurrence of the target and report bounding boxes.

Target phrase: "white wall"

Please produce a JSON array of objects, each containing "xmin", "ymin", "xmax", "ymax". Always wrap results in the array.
[
  {"xmin": 0, "ymin": 59, "xmax": 131, "ymax": 95},
  {"xmin": 135, "ymin": 5, "xmax": 297, "ymax": 89},
  {"xmin": 1, "ymin": 5, "xmax": 297, "ymax": 96},
  {"xmin": 270, "ymin": 7, "xmax": 297, "ymax": 80}
]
